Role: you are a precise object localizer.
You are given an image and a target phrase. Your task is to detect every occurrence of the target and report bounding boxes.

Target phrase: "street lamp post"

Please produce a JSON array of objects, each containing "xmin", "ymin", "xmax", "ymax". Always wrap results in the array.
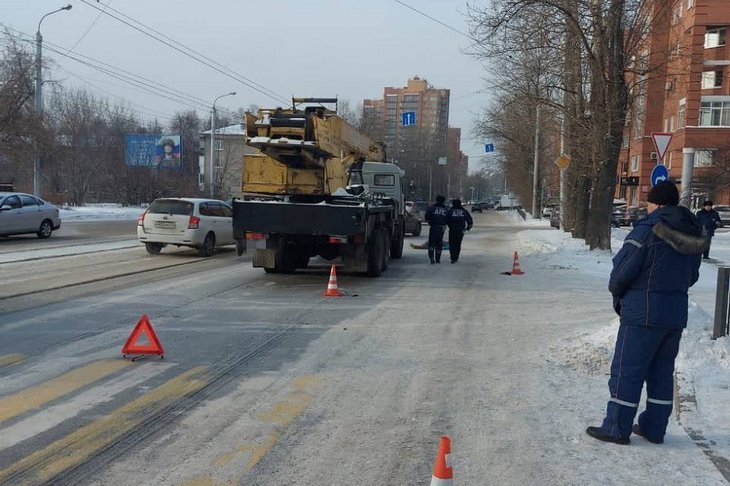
[
  {"xmin": 209, "ymin": 91, "xmax": 236, "ymax": 198},
  {"xmin": 35, "ymin": 4, "xmax": 72, "ymax": 197}
]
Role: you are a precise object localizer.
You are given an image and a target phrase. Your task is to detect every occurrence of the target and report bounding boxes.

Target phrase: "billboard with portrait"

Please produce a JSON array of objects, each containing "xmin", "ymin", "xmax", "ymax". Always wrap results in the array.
[{"xmin": 124, "ymin": 134, "xmax": 183, "ymax": 169}]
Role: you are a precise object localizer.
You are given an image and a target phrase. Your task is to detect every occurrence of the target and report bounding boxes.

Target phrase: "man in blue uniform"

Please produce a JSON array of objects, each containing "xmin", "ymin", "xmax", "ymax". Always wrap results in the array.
[
  {"xmin": 696, "ymin": 200, "xmax": 721, "ymax": 259},
  {"xmin": 446, "ymin": 199, "xmax": 473, "ymax": 263},
  {"xmin": 587, "ymin": 181, "xmax": 705, "ymax": 445},
  {"xmin": 424, "ymin": 195, "xmax": 448, "ymax": 264}
]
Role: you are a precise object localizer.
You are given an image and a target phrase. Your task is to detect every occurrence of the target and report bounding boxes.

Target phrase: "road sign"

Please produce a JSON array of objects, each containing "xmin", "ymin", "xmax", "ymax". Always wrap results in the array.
[
  {"xmin": 556, "ymin": 154, "xmax": 571, "ymax": 170},
  {"xmin": 651, "ymin": 132, "xmax": 673, "ymax": 163},
  {"xmin": 650, "ymin": 164, "xmax": 669, "ymax": 187},
  {"xmin": 402, "ymin": 112, "xmax": 416, "ymax": 126},
  {"xmin": 485, "ymin": 143, "xmax": 495, "ymax": 153}
]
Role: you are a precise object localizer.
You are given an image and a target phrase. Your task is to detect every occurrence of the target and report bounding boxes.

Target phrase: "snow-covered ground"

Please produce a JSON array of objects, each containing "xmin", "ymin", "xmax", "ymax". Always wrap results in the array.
[
  {"xmin": 17, "ymin": 205, "xmax": 730, "ymax": 479},
  {"xmin": 514, "ymin": 211, "xmax": 730, "ymax": 474},
  {"xmin": 59, "ymin": 204, "xmax": 144, "ymax": 221}
]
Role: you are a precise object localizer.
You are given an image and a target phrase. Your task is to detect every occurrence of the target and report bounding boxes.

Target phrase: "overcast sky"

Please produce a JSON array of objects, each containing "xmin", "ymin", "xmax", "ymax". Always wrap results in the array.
[{"xmin": 3, "ymin": 0, "xmax": 493, "ymax": 172}]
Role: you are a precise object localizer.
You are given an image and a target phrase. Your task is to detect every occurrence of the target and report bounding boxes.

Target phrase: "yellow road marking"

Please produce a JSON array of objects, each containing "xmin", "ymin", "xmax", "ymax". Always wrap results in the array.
[
  {"xmin": 184, "ymin": 374, "xmax": 324, "ymax": 486},
  {"xmin": 0, "ymin": 354, "xmax": 23, "ymax": 367},
  {"xmin": 0, "ymin": 367, "xmax": 209, "ymax": 485},
  {"xmin": 0, "ymin": 359, "xmax": 131, "ymax": 424}
]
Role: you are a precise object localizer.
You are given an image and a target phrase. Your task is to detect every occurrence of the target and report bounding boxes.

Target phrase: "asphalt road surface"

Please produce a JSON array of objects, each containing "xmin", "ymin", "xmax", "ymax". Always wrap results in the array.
[{"xmin": 0, "ymin": 214, "xmax": 724, "ymax": 485}]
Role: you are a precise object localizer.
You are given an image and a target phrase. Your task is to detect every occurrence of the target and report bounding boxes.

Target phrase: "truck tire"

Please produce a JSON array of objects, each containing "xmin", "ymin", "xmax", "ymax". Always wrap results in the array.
[
  {"xmin": 381, "ymin": 228, "xmax": 390, "ymax": 271},
  {"xmin": 390, "ymin": 223, "xmax": 404, "ymax": 259},
  {"xmin": 264, "ymin": 239, "xmax": 296, "ymax": 274},
  {"xmin": 366, "ymin": 228, "xmax": 384, "ymax": 277}
]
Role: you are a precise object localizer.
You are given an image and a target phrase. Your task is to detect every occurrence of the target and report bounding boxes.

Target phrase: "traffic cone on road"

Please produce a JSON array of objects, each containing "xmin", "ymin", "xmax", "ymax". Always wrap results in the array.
[
  {"xmin": 323, "ymin": 264, "xmax": 342, "ymax": 297},
  {"xmin": 511, "ymin": 251, "xmax": 524, "ymax": 275},
  {"xmin": 430, "ymin": 436, "xmax": 453, "ymax": 486}
]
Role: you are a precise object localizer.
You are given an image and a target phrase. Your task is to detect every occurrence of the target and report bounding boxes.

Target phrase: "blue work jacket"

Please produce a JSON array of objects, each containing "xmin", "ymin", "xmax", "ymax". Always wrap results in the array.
[{"xmin": 609, "ymin": 205, "xmax": 705, "ymax": 329}]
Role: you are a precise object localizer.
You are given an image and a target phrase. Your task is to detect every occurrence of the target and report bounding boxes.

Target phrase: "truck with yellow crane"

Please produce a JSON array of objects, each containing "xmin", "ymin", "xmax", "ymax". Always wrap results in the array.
[{"xmin": 232, "ymin": 98, "xmax": 406, "ymax": 277}]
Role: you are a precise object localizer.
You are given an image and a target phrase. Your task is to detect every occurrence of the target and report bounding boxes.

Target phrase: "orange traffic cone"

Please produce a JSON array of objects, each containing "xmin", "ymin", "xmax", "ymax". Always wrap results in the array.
[
  {"xmin": 511, "ymin": 251, "xmax": 524, "ymax": 275},
  {"xmin": 430, "ymin": 436, "xmax": 453, "ymax": 486},
  {"xmin": 323, "ymin": 264, "xmax": 342, "ymax": 297}
]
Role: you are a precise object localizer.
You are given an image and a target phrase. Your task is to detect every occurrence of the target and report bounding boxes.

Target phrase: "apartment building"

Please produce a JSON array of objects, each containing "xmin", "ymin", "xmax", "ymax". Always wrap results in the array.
[
  {"xmin": 618, "ymin": 0, "xmax": 730, "ymax": 208},
  {"xmin": 364, "ymin": 77, "xmax": 466, "ymax": 199}
]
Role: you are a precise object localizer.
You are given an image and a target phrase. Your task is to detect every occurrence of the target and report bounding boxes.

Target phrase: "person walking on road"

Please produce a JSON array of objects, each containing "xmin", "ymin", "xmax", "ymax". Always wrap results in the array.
[
  {"xmin": 696, "ymin": 200, "xmax": 721, "ymax": 259},
  {"xmin": 446, "ymin": 199, "xmax": 473, "ymax": 263},
  {"xmin": 587, "ymin": 181, "xmax": 706, "ymax": 445},
  {"xmin": 425, "ymin": 195, "xmax": 448, "ymax": 264}
]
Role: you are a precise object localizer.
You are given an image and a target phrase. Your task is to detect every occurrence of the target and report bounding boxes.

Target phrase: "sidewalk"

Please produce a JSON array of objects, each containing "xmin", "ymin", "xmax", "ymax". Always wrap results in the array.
[{"xmin": 511, "ymin": 213, "xmax": 730, "ymax": 480}]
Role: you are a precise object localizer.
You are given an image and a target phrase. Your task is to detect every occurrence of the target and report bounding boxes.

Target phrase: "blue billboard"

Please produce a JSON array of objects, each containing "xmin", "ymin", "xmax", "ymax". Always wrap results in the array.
[{"xmin": 124, "ymin": 134, "xmax": 182, "ymax": 169}]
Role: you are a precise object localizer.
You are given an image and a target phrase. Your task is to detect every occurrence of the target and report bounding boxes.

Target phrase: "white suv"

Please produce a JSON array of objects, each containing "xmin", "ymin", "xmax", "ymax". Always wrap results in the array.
[{"xmin": 137, "ymin": 198, "xmax": 235, "ymax": 256}]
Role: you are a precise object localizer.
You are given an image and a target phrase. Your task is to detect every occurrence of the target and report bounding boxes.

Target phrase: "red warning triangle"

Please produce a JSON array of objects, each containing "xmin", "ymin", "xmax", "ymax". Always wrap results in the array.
[{"xmin": 122, "ymin": 314, "xmax": 164, "ymax": 357}]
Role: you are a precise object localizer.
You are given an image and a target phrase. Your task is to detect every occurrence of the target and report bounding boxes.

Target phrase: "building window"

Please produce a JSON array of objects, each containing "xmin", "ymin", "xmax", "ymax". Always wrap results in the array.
[
  {"xmin": 705, "ymin": 28, "xmax": 727, "ymax": 49},
  {"xmin": 215, "ymin": 139, "xmax": 224, "ymax": 151},
  {"xmin": 622, "ymin": 135, "xmax": 629, "ymax": 148},
  {"xmin": 687, "ymin": 0, "xmax": 694, "ymax": 9},
  {"xmin": 702, "ymin": 70, "xmax": 724, "ymax": 89},
  {"xmin": 699, "ymin": 101, "xmax": 730, "ymax": 126},
  {"xmin": 678, "ymin": 101, "xmax": 686, "ymax": 128},
  {"xmin": 631, "ymin": 155, "xmax": 639, "ymax": 172},
  {"xmin": 695, "ymin": 149, "xmax": 717, "ymax": 167}
]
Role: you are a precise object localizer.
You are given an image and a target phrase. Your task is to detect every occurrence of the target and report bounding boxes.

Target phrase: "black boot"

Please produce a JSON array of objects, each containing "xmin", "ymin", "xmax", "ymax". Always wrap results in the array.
[
  {"xmin": 586, "ymin": 426, "xmax": 629, "ymax": 445},
  {"xmin": 632, "ymin": 424, "xmax": 663, "ymax": 444}
]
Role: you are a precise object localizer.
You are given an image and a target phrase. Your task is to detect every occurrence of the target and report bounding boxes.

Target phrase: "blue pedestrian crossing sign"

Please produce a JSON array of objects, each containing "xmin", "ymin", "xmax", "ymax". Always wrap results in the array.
[
  {"xmin": 650, "ymin": 164, "xmax": 669, "ymax": 187},
  {"xmin": 485, "ymin": 143, "xmax": 495, "ymax": 153},
  {"xmin": 402, "ymin": 112, "xmax": 416, "ymax": 126}
]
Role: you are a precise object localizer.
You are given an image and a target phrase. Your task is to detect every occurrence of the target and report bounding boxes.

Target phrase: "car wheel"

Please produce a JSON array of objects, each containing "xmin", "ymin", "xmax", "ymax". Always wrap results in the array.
[
  {"xmin": 199, "ymin": 233, "xmax": 215, "ymax": 257},
  {"xmin": 145, "ymin": 242, "xmax": 163, "ymax": 254},
  {"xmin": 412, "ymin": 221, "xmax": 422, "ymax": 237},
  {"xmin": 37, "ymin": 219, "xmax": 53, "ymax": 239}
]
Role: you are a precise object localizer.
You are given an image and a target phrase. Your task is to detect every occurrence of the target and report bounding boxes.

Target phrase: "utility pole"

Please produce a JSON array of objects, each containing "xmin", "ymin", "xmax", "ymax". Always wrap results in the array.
[
  {"xmin": 34, "ymin": 4, "xmax": 72, "ymax": 197},
  {"xmin": 532, "ymin": 105, "xmax": 541, "ymax": 219},
  {"xmin": 210, "ymin": 92, "xmax": 236, "ymax": 198},
  {"xmin": 681, "ymin": 148, "xmax": 695, "ymax": 208}
]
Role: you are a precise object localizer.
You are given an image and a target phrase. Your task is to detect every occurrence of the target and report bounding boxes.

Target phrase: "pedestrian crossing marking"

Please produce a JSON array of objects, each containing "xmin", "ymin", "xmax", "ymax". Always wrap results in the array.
[
  {"xmin": 0, "ymin": 366, "xmax": 209, "ymax": 485},
  {"xmin": 0, "ymin": 359, "xmax": 131, "ymax": 424},
  {"xmin": 0, "ymin": 354, "xmax": 22, "ymax": 367}
]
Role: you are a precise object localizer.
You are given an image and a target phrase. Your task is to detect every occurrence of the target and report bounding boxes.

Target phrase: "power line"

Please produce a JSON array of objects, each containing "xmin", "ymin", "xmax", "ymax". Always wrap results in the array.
[
  {"xmin": 78, "ymin": 0, "xmax": 290, "ymax": 105},
  {"xmin": 7, "ymin": 29, "xmax": 240, "ymax": 120},
  {"xmin": 392, "ymin": 0, "xmax": 477, "ymax": 42},
  {"xmin": 65, "ymin": 0, "xmax": 112, "ymax": 54}
]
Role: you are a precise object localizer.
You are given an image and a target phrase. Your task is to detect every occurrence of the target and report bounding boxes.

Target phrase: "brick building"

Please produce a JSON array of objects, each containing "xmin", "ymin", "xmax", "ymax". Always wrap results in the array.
[
  {"xmin": 617, "ymin": 0, "xmax": 730, "ymax": 208},
  {"xmin": 364, "ymin": 77, "xmax": 466, "ymax": 199}
]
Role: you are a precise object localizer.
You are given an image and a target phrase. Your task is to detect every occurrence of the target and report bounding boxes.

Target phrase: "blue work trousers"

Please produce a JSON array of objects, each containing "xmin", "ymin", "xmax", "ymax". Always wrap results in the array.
[
  {"xmin": 428, "ymin": 225, "xmax": 446, "ymax": 263},
  {"xmin": 600, "ymin": 324, "xmax": 682, "ymax": 442}
]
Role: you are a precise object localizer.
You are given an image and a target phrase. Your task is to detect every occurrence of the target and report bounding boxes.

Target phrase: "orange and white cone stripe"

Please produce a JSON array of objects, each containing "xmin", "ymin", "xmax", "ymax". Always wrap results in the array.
[
  {"xmin": 430, "ymin": 436, "xmax": 453, "ymax": 485},
  {"xmin": 323, "ymin": 264, "xmax": 342, "ymax": 297},
  {"xmin": 511, "ymin": 251, "xmax": 524, "ymax": 275}
]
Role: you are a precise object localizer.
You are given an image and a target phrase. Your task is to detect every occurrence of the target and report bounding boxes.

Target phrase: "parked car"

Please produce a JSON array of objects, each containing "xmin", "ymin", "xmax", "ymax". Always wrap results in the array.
[
  {"xmin": 471, "ymin": 202, "xmax": 483, "ymax": 213},
  {"xmin": 413, "ymin": 201, "xmax": 430, "ymax": 220},
  {"xmin": 628, "ymin": 206, "xmax": 648, "ymax": 226},
  {"xmin": 404, "ymin": 211, "xmax": 422, "ymax": 236},
  {"xmin": 542, "ymin": 203, "xmax": 558, "ymax": 218},
  {"xmin": 714, "ymin": 205, "xmax": 730, "ymax": 226},
  {"xmin": 550, "ymin": 207, "xmax": 561, "ymax": 228},
  {"xmin": 0, "ymin": 192, "xmax": 61, "ymax": 238},
  {"xmin": 137, "ymin": 197, "xmax": 235, "ymax": 256}
]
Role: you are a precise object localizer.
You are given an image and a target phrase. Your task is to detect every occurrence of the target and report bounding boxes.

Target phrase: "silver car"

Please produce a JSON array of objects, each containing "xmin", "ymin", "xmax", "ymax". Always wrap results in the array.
[
  {"xmin": 137, "ymin": 198, "xmax": 235, "ymax": 257},
  {"xmin": 0, "ymin": 192, "xmax": 62, "ymax": 238}
]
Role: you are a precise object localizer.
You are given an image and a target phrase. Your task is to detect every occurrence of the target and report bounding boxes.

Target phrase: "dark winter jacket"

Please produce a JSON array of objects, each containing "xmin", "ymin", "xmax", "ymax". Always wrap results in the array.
[
  {"xmin": 447, "ymin": 207, "xmax": 473, "ymax": 232},
  {"xmin": 696, "ymin": 208, "xmax": 722, "ymax": 237},
  {"xmin": 425, "ymin": 203, "xmax": 448, "ymax": 226},
  {"xmin": 609, "ymin": 205, "xmax": 706, "ymax": 329}
]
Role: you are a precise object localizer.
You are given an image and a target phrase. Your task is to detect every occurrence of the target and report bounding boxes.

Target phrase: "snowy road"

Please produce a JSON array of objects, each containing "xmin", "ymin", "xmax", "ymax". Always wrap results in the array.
[{"xmin": 0, "ymin": 211, "xmax": 727, "ymax": 485}]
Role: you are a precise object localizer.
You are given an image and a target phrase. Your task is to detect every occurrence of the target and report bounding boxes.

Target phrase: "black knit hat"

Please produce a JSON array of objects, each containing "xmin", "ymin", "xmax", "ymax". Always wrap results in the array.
[
  {"xmin": 647, "ymin": 181, "xmax": 679, "ymax": 206},
  {"xmin": 704, "ymin": 200, "xmax": 714, "ymax": 206}
]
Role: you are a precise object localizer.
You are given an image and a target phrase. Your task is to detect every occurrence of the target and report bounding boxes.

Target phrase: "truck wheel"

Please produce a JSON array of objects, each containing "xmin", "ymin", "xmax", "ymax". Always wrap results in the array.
[
  {"xmin": 366, "ymin": 228, "xmax": 383, "ymax": 277},
  {"xmin": 381, "ymin": 228, "xmax": 390, "ymax": 271},
  {"xmin": 274, "ymin": 240, "xmax": 296, "ymax": 274},
  {"xmin": 390, "ymin": 224, "xmax": 404, "ymax": 259}
]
